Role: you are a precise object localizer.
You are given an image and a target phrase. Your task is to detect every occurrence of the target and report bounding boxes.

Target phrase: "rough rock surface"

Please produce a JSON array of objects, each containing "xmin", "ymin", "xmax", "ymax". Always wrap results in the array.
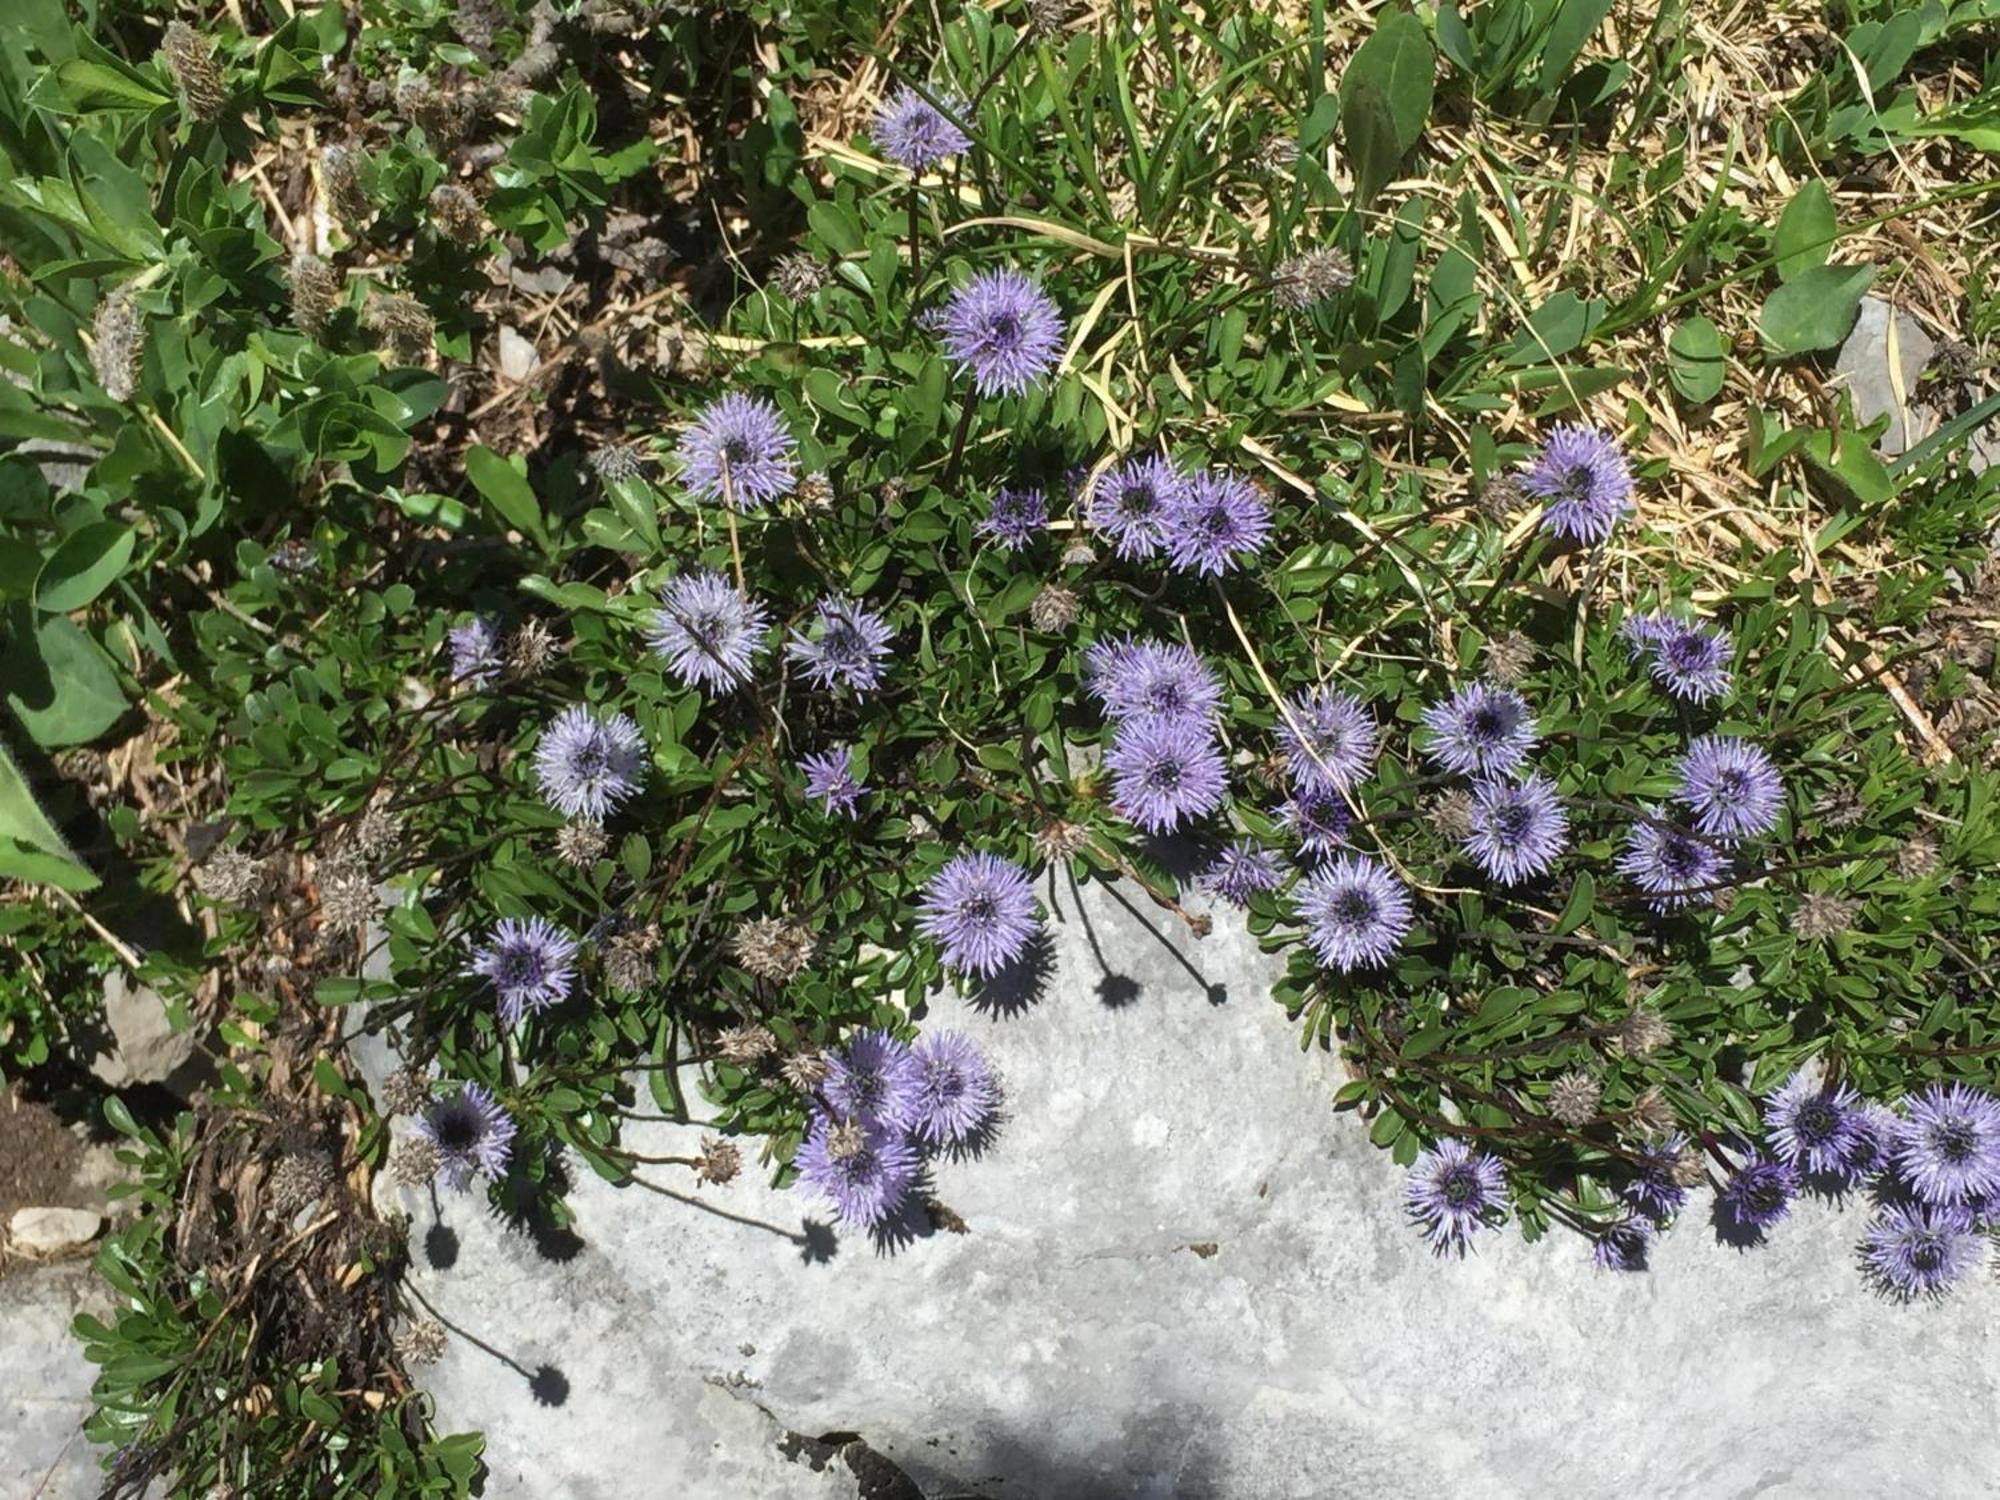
[
  {"xmin": 0, "ymin": 1265, "xmax": 115, "ymax": 1500},
  {"xmin": 90, "ymin": 971, "xmax": 199, "ymax": 1092},
  {"xmin": 1832, "ymin": 295, "xmax": 1936, "ymax": 456},
  {"xmin": 7, "ymin": 1206, "xmax": 103, "ymax": 1258},
  {"xmin": 377, "ymin": 873, "xmax": 1998, "ymax": 1499}
]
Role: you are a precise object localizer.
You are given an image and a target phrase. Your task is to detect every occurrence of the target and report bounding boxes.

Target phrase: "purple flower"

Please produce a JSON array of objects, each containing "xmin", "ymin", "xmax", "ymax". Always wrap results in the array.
[
  {"xmin": 468, "ymin": 916, "xmax": 579, "ymax": 1026},
  {"xmin": 1861, "ymin": 1203, "xmax": 1983, "ymax": 1300},
  {"xmin": 1278, "ymin": 688, "xmax": 1377, "ymax": 792},
  {"xmin": 415, "ymin": 1083, "xmax": 517, "ymax": 1191},
  {"xmin": 1520, "ymin": 424, "xmax": 1633, "ymax": 544},
  {"xmin": 978, "ymin": 486, "xmax": 1047, "ymax": 550},
  {"xmin": 1420, "ymin": 682, "xmax": 1537, "ymax": 778},
  {"xmin": 909, "ymin": 1031, "xmax": 998, "ymax": 1145},
  {"xmin": 1294, "ymin": 853, "xmax": 1412, "ymax": 972},
  {"xmin": 1592, "ymin": 1217, "xmax": 1653, "ymax": 1273},
  {"xmin": 872, "ymin": 87, "xmax": 971, "ymax": 172},
  {"xmin": 938, "ymin": 269, "xmax": 1065, "ymax": 398},
  {"xmin": 1082, "ymin": 636, "xmax": 1223, "ymax": 729},
  {"xmin": 675, "ymin": 392, "xmax": 797, "ymax": 510},
  {"xmin": 1648, "ymin": 620, "xmax": 1732, "ymax": 703},
  {"xmin": 532, "ymin": 705, "xmax": 646, "ymax": 822},
  {"xmin": 1203, "ymin": 840, "xmax": 1282, "ymax": 906},
  {"xmin": 800, "ymin": 746, "xmax": 868, "ymax": 818},
  {"xmin": 649, "ymin": 570, "xmax": 771, "ymax": 693},
  {"xmin": 1619, "ymin": 611, "xmax": 1675, "ymax": 657},
  {"xmin": 1406, "ymin": 1138, "xmax": 1506, "ymax": 1256},
  {"xmin": 1623, "ymin": 1133, "xmax": 1692, "ymax": 1223},
  {"xmin": 1163, "ymin": 468, "xmax": 1272, "ymax": 576},
  {"xmin": 1674, "ymin": 736, "xmax": 1783, "ymax": 842},
  {"xmin": 823, "ymin": 1028, "xmax": 924, "ymax": 1130},
  {"xmin": 1719, "ymin": 1154, "xmax": 1799, "ymax": 1234},
  {"xmin": 917, "ymin": 851, "xmax": 1041, "ymax": 978},
  {"xmin": 1280, "ymin": 782, "xmax": 1351, "ymax": 859},
  {"xmin": 786, "ymin": 594, "xmax": 894, "ymax": 695},
  {"xmin": 1462, "ymin": 774, "xmax": 1568, "ymax": 885},
  {"xmin": 1105, "ymin": 717, "xmax": 1228, "ymax": 834},
  {"xmin": 447, "ymin": 617, "xmax": 501, "ymax": 686},
  {"xmin": 1088, "ymin": 456, "xmax": 1184, "ymax": 559},
  {"xmin": 793, "ymin": 1112, "xmax": 920, "ymax": 1229},
  {"xmin": 1844, "ymin": 1106, "xmax": 1898, "ymax": 1180},
  {"xmin": 1616, "ymin": 811, "xmax": 1728, "ymax": 912},
  {"xmin": 1763, "ymin": 1069, "xmax": 1865, "ymax": 1178},
  {"xmin": 1893, "ymin": 1082, "xmax": 2000, "ymax": 1208}
]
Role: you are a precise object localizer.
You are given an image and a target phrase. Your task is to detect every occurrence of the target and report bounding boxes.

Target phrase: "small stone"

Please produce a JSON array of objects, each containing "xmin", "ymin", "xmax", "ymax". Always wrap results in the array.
[
  {"xmin": 497, "ymin": 326, "xmax": 539, "ymax": 381},
  {"xmin": 8, "ymin": 1207, "xmax": 104, "ymax": 1257},
  {"xmin": 91, "ymin": 972, "xmax": 198, "ymax": 1091},
  {"xmin": 1832, "ymin": 297, "xmax": 1936, "ymax": 457}
]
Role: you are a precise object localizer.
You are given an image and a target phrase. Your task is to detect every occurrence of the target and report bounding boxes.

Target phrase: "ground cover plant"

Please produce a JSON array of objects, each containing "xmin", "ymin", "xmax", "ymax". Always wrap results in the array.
[{"xmin": 1, "ymin": 0, "xmax": 1998, "ymax": 1490}]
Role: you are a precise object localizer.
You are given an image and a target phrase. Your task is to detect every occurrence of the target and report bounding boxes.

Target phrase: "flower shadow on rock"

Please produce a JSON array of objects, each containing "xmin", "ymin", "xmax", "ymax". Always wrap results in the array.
[{"xmin": 969, "ymin": 926, "xmax": 1057, "ymax": 1017}]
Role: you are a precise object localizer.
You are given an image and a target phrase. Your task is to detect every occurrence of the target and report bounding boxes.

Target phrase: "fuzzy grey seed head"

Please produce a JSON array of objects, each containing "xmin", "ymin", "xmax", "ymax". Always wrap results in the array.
[
  {"xmin": 320, "ymin": 143, "xmax": 370, "ymax": 226},
  {"xmin": 782, "ymin": 1050, "xmax": 831, "ymax": 1092},
  {"xmin": 603, "ymin": 925, "xmax": 660, "ymax": 992},
  {"xmin": 793, "ymin": 471, "xmax": 835, "ymax": 512},
  {"xmin": 695, "ymin": 1136, "xmax": 742, "ymax": 1186},
  {"xmin": 395, "ymin": 77, "xmax": 468, "ymax": 147},
  {"xmin": 1670, "ymin": 1146, "xmax": 1708, "ymax": 1188},
  {"xmin": 553, "ymin": 821, "xmax": 608, "ymax": 869},
  {"xmin": 1547, "ymin": 1070, "xmax": 1601, "ymax": 1127},
  {"xmin": 505, "ymin": 618, "xmax": 560, "ymax": 680},
  {"xmin": 347, "ymin": 805, "xmax": 403, "ymax": 869},
  {"xmin": 427, "ymin": 183, "xmax": 486, "ymax": 245},
  {"xmin": 1814, "ymin": 782, "xmax": 1864, "ymax": 831},
  {"xmin": 716, "ymin": 1024, "xmax": 778, "ymax": 1066},
  {"xmin": 318, "ymin": 857, "xmax": 379, "ymax": 929},
  {"xmin": 1895, "ymin": 834, "xmax": 1940, "ymax": 880},
  {"xmin": 772, "ymin": 252, "xmax": 832, "ymax": 300},
  {"xmin": 1627, "ymin": 1086, "xmax": 1676, "ymax": 1138},
  {"xmin": 289, "ymin": 253, "xmax": 343, "ymax": 337},
  {"xmin": 366, "ymin": 293, "xmax": 434, "ymax": 361},
  {"xmin": 1252, "ymin": 135, "xmax": 1300, "ymax": 173},
  {"xmin": 162, "ymin": 21, "xmax": 227, "ymax": 121},
  {"xmin": 1791, "ymin": 890, "xmax": 1859, "ymax": 940},
  {"xmin": 731, "ymin": 917, "xmax": 815, "ymax": 983},
  {"xmin": 1032, "ymin": 818, "xmax": 1090, "ymax": 863},
  {"xmin": 379, "ymin": 1067, "xmax": 431, "ymax": 1117},
  {"xmin": 588, "ymin": 442, "xmax": 646, "ymax": 482},
  {"xmin": 1025, "ymin": 0, "xmax": 1078, "ymax": 38},
  {"xmin": 396, "ymin": 1319, "xmax": 448, "ymax": 1367},
  {"xmin": 1272, "ymin": 247, "xmax": 1353, "ymax": 311},
  {"xmin": 1476, "ymin": 472, "xmax": 1526, "ymax": 521},
  {"xmin": 827, "ymin": 1116, "xmax": 867, "ymax": 1161},
  {"xmin": 1481, "ymin": 631, "xmax": 1537, "ymax": 685},
  {"xmin": 90, "ymin": 292, "xmax": 145, "ymax": 403},
  {"xmin": 1426, "ymin": 788, "xmax": 1478, "ymax": 842},
  {"xmin": 195, "ymin": 847, "xmax": 266, "ymax": 906},
  {"xmin": 390, "ymin": 1136, "xmax": 444, "ymax": 1188},
  {"xmin": 1615, "ymin": 1006, "xmax": 1673, "ymax": 1058},
  {"xmin": 1029, "ymin": 582, "xmax": 1080, "ymax": 632},
  {"xmin": 269, "ymin": 1151, "xmax": 334, "ymax": 1215}
]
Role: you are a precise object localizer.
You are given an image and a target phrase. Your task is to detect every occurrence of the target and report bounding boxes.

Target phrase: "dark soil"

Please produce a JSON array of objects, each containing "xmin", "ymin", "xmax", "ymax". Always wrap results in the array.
[{"xmin": 0, "ymin": 1084, "xmax": 93, "ymax": 1276}]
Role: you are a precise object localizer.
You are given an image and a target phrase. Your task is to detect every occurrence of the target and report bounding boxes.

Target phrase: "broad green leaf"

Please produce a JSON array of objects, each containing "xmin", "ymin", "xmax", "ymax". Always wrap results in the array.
[
  {"xmin": 1667, "ymin": 316, "xmax": 1726, "ymax": 404},
  {"xmin": 1338, "ymin": 10, "xmax": 1434, "ymax": 207},
  {"xmin": 1, "ymin": 611, "xmax": 127, "ymax": 746},
  {"xmin": 1757, "ymin": 264, "xmax": 1874, "ymax": 356},
  {"xmin": 1772, "ymin": 181, "xmax": 1836, "ymax": 281},
  {"xmin": 35, "ymin": 522, "xmax": 135, "ymax": 613},
  {"xmin": 464, "ymin": 445, "xmax": 552, "ymax": 550},
  {"xmin": 0, "ymin": 739, "xmax": 96, "ymax": 889},
  {"xmin": 1539, "ymin": 0, "xmax": 1615, "ymax": 86},
  {"xmin": 51, "ymin": 59, "xmax": 172, "ymax": 111}
]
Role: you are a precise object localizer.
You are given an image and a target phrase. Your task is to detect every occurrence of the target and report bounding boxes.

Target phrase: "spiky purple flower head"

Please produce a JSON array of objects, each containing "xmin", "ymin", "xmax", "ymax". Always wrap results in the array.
[
  {"xmin": 1406, "ymin": 1138, "xmax": 1506, "ymax": 1256},
  {"xmin": 649, "ymin": 570, "xmax": 772, "ymax": 693},
  {"xmin": 793, "ymin": 1112, "xmax": 921, "ymax": 1229},
  {"xmin": 917, "ymin": 851, "xmax": 1041, "ymax": 978},
  {"xmin": 1861, "ymin": 1203, "xmax": 1983, "ymax": 1300},
  {"xmin": 909, "ymin": 1031, "xmax": 998, "ymax": 1145},
  {"xmin": 447, "ymin": 617, "xmax": 502, "ymax": 686},
  {"xmin": 1719, "ymin": 1154, "xmax": 1799, "ymax": 1234},
  {"xmin": 415, "ymin": 1082, "xmax": 517, "ymax": 1191},
  {"xmin": 1462, "ymin": 774, "xmax": 1568, "ymax": 885},
  {"xmin": 1893, "ymin": 1082, "xmax": 2000, "ymax": 1208},
  {"xmin": 1088, "ymin": 456, "xmax": 1185, "ymax": 559},
  {"xmin": 1521, "ymin": 424, "xmax": 1633, "ymax": 544},
  {"xmin": 822, "ymin": 1028, "xmax": 924, "ymax": 1130},
  {"xmin": 1763, "ymin": 1068, "xmax": 1866, "ymax": 1179},
  {"xmin": 800, "ymin": 746, "xmax": 868, "ymax": 818},
  {"xmin": 533, "ymin": 705, "xmax": 646, "ymax": 823},
  {"xmin": 1616, "ymin": 811, "xmax": 1729, "ymax": 912},
  {"xmin": 468, "ymin": 916, "xmax": 579, "ymax": 1026},
  {"xmin": 1592, "ymin": 1217, "xmax": 1653, "ymax": 1273},
  {"xmin": 1843, "ymin": 1105, "xmax": 1898, "ymax": 1181},
  {"xmin": 978, "ymin": 486, "xmax": 1047, "ymax": 550},
  {"xmin": 1278, "ymin": 688, "xmax": 1377, "ymax": 792},
  {"xmin": 786, "ymin": 594, "xmax": 894, "ymax": 695},
  {"xmin": 1420, "ymin": 682, "xmax": 1538, "ymax": 778},
  {"xmin": 1280, "ymin": 782, "xmax": 1351, "ymax": 859},
  {"xmin": 872, "ymin": 86, "xmax": 972, "ymax": 172},
  {"xmin": 1294, "ymin": 853, "xmax": 1412, "ymax": 971},
  {"xmin": 938, "ymin": 269, "xmax": 1065, "ymax": 398},
  {"xmin": 1622, "ymin": 1133, "xmax": 1692, "ymax": 1223},
  {"xmin": 1647, "ymin": 620, "xmax": 1732, "ymax": 703},
  {"xmin": 1082, "ymin": 637, "xmax": 1224, "ymax": 729},
  {"xmin": 1619, "ymin": 611, "xmax": 1676, "ymax": 658},
  {"xmin": 674, "ymin": 392, "xmax": 797, "ymax": 510},
  {"xmin": 1105, "ymin": 716, "xmax": 1228, "ymax": 834},
  {"xmin": 1203, "ymin": 840, "xmax": 1282, "ymax": 906},
  {"xmin": 1674, "ymin": 736, "xmax": 1783, "ymax": 842},
  {"xmin": 1163, "ymin": 468, "xmax": 1272, "ymax": 576}
]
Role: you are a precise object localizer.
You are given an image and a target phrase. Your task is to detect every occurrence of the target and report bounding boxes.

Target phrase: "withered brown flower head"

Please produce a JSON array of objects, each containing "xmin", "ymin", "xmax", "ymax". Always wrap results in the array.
[
  {"xmin": 716, "ymin": 1023, "xmax": 777, "ymax": 1066},
  {"xmin": 1546, "ymin": 1070, "xmax": 1602, "ymax": 1127},
  {"xmin": 161, "ymin": 21, "xmax": 226, "ymax": 121},
  {"xmin": 695, "ymin": 1136, "xmax": 742, "ymax": 1186},
  {"xmin": 731, "ymin": 916, "xmax": 815, "ymax": 983},
  {"xmin": 1791, "ymin": 891, "xmax": 1859, "ymax": 941}
]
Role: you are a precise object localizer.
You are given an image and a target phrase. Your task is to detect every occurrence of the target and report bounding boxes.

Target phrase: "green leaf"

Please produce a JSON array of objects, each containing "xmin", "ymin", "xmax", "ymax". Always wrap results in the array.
[
  {"xmin": 35, "ymin": 523, "xmax": 135, "ymax": 613},
  {"xmin": 0, "ymin": 738, "xmax": 96, "ymax": 890},
  {"xmin": 464, "ymin": 445, "xmax": 552, "ymax": 551},
  {"xmin": 1667, "ymin": 316, "xmax": 1726, "ymax": 404},
  {"xmin": 1772, "ymin": 181, "xmax": 1836, "ymax": 282},
  {"xmin": 1539, "ymin": 0, "xmax": 1615, "ymax": 87},
  {"xmin": 1, "ymin": 611, "xmax": 127, "ymax": 747},
  {"xmin": 1338, "ymin": 10, "xmax": 1434, "ymax": 207},
  {"xmin": 51, "ymin": 59, "xmax": 172, "ymax": 112},
  {"xmin": 1757, "ymin": 264, "xmax": 1874, "ymax": 357}
]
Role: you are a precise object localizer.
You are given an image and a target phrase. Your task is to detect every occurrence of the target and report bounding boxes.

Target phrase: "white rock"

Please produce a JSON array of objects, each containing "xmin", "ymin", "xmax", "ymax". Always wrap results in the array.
[
  {"xmin": 497, "ymin": 326, "xmax": 539, "ymax": 382},
  {"xmin": 1831, "ymin": 296, "xmax": 1936, "ymax": 456},
  {"xmin": 0, "ymin": 1265, "xmax": 119, "ymax": 1497},
  {"xmin": 89, "ymin": 971, "xmax": 198, "ymax": 1091},
  {"xmin": 7, "ymin": 1207, "xmax": 103, "ymax": 1257}
]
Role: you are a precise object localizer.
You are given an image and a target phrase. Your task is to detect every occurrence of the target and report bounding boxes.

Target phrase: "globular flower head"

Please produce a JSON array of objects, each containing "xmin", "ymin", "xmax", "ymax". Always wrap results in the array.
[
  {"xmin": 1893, "ymin": 1082, "xmax": 2000, "ymax": 1208},
  {"xmin": 793, "ymin": 1111, "xmax": 921, "ymax": 1229},
  {"xmin": 1622, "ymin": 1133, "xmax": 1693, "ymax": 1223},
  {"xmin": 1278, "ymin": 688, "xmax": 1378, "ymax": 793},
  {"xmin": 649, "ymin": 570, "xmax": 772, "ymax": 693},
  {"xmin": 1203, "ymin": 840, "xmax": 1282, "ymax": 906},
  {"xmin": 917, "ymin": 851, "xmax": 1041, "ymax": 978},
  {"xmin": 414, "ymin": 1083, "xmax": 517, "ymax": 1191},
  {"xmin": 1763, "ymin": 1069, "xmax": 1866, "ymax": 1179},
  {"xmin": 1462, "ymin": 774, "xmax": 1568, "ymax": 886},
  {"xmin": 1163, "ymin": 468, "xmax": 1272, "ymax": 576},
  {"xmin": 1088, "ymin": 456, "xmax": 1185, "ymax": 559},
  {"xmin": 822, "ymin": 1028, "xmax": 925, "ymax": 1130},
  {"xmin": 1280, "ymin": 782, "xmax": 1351, "ymax": 859},
  {"xmin": 1083, "ymin": 637, "xmax": 1224, "ymax": 730},
  {"xmin": 674, "ymin": 392, "xmax": 797, "ymax": 510},
  {"xmin": 872, "ymin": 86, "xmax": 972, "ymax": 172},
  {"xmin": 938, "ymin": 269, "xmax": 1065, "ymax": 398},
  {"xmin": 1406, "ymin": 1138, "xmax": 1507, "ymax": 1256},
  {"xmin": 1105, "ymin": 716, "xmax": 1229, "ymax": 834},
  {"xmin": 1420, "ymin": 682, "xmax": 1538, "ymax": 778},
  {"xmin": 532, "ymin": 705, "xmax": 646, "ymax": 823},
  {"xmin": 1294, "ymin": 854, "xmax": 1412, "ymax": 972},
  {"xmin": 469, "ymin": 916, "xmax": 580, "ymax": 1026},
  {"xmin": 800, "ymin": 746, "xmax": 868, "ymax": 818},
  {"xmin": 1860, "ymin": 1203, "xmax": 1983, "ymax": 1300},
  {"xmin": 978, "ymin": 486, "xmax": 1048, "ymax": 550},
  {"xmin": 1674, "ymin": 736, "xmax": 1783, "ymax": 842},
  {"xmin": 909, "ymin": 1031, "xmax": 999, "ymax": 1145},
  {"xmin": 1272, "ymin": 247, "xmax": 1354, "ymax": 311},
  {"xmin": 1616, "ymin": 812, "xmax": 1729, "ymax": 913},
  {"xmin": 1592, "ymin": 1217, "xmax": 1653, "ymax": 1273},
  {"xmin": 786, "ymin": 594, "xmax": 894, "ymax": 695},
  {"xmin": 447, "ymin": 616, "xmax": 502, "ymax": 686},
  {"xmin": 1719, "ymin": 1154, "xmax": 1799, "ymax": 1234},
  {"xmin": 1648, "ymin": 620, "xmax": 1733, "ymax": 703},
  {"xmin": 1520, "ymin": 424, "xmax": 1633, "ymax": 544}
]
